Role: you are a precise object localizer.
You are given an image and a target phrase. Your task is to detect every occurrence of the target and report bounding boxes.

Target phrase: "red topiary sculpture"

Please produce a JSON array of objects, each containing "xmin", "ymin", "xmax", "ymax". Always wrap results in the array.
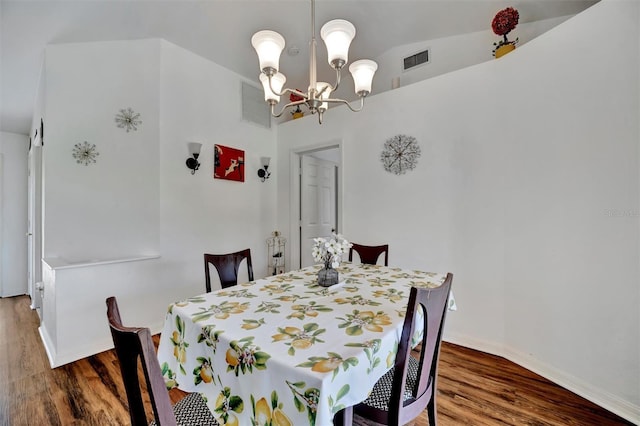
[{"xmin": 492, "ymin": 7, "xmax": 519, "ymax": 57}]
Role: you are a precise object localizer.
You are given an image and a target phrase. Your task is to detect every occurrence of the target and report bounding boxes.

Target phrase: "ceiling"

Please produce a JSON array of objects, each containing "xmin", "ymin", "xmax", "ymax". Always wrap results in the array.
[{"xmin": 0, "ymin": 0, "xmax": 597, "ymax": 135}]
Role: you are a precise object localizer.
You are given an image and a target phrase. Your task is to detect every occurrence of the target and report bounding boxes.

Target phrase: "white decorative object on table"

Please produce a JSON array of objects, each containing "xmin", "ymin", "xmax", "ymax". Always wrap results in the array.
[{"xmin": 312, "ymin": 233, "xmax": 352, "ymax": 286}]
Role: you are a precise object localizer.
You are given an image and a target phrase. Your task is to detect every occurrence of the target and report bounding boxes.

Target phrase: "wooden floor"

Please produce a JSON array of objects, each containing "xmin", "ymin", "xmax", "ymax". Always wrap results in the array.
[{"xmin": 0, "ymin": 295, "xmax": 634, "ymax": 426}]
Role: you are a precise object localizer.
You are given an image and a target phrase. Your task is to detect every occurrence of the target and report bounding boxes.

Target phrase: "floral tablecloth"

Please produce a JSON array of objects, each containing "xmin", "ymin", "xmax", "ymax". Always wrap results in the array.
[{"xmin": 157, "ymin": 263, "xmax": 449, "ymax": 426}]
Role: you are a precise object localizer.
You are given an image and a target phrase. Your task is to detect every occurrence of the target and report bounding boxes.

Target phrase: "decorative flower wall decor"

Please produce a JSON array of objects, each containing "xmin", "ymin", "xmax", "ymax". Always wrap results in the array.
[
  {"xmin": 114, "ymin": 107, "xmax": 142, "ymax": 132},
  {"xmin": 492, "ymin": 7, "xmax": 519, "ymax": 58},
  {"xmin": 72, "ymin": 141, "xmax": 99, "ymax": 166},
  {"xmin": 380, "ymin": 134, "xmax": 421, "ymax": 175}
]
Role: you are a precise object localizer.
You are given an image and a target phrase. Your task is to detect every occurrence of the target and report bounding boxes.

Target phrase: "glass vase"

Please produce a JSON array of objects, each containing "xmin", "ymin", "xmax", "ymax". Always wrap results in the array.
[{"xmin": 318, "ymin": 265, "xmax": 339, "ymax": 287}]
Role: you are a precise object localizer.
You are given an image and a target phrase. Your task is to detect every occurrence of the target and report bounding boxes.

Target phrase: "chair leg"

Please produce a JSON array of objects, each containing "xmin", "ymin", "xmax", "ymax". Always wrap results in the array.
[
  {"xmin": 427, "ymin": 395, "xmax": 437, "ymax": 426},
  {"xmin": 333, "ymin": 406, "xmax": 353, "ymax": 426}
]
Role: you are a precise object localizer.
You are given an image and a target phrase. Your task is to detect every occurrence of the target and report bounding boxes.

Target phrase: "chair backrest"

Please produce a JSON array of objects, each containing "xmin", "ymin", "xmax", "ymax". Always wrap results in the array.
[
  {"xmin": 106, "ymin": 296, "xmax": 178, "ymax": 426},
  {"xmin": 204, "ymin": 248, "xmax": 254, "ymax": 292},
  {"xmin": 391, "ymin": 273, "xmax": 453, "ymax": 424},
  {"xmin": 348, "ymin": 243, "xmax": 389, "ymax": 266}
]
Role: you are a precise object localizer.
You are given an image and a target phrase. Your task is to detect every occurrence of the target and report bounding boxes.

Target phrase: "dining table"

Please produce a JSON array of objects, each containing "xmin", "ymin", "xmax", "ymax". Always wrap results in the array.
[{"xmin": 157, "ymin": 262, "xmax": 453, "ymax": 426}]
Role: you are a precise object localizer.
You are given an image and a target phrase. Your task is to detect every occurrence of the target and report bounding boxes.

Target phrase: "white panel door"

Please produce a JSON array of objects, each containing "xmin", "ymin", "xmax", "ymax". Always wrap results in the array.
[{"xmin": 300, "ymin": 155, "xmax": 336, "ymax": 268}]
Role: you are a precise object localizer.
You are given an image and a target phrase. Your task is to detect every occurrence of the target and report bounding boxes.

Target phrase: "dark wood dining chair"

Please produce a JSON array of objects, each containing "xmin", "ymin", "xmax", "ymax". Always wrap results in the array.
[
  {"xmin": 106, "ymin": 297, "xmax": 218, "ymax": 426},
  {"xmin": 348, "ymin": 243, "xmax": 389, "ymax": 266},
  {"xmin": 204, "ymin": 248, "xmax": 254, "ymax": 292},
  {"xmin": 353, "ymin": 273, "xmax": 453, "ymax": 426}
]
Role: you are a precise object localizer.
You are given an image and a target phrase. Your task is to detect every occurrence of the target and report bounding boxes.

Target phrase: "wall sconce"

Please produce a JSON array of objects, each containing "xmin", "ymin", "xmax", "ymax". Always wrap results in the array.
[
  {"xmin": 257, "ymin": 156, "xmax": 271, "ymax": 182},
  {"xmin": 186, "ymin": 142, "xmax": 202, "ymax": 175}
]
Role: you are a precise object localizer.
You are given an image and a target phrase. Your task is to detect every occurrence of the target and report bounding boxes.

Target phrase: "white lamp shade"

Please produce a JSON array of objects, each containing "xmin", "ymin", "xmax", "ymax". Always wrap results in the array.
[
  {"xmin": 316, "ymin": 82, "xmax": 332, "ymax": 111},
  {"xmin": 259, "ymin": 72, "xmax": 286, "ymax": 103},
  {"xmin": 320, "ymin": 19, "xmax": 355, "ymax": 66},
  {"xmin": 251, "ymin": 30, "xmax": 286, "ymax": 72},
  {"xmin": 349, "ymin": 59, "xmax": 378, "ymax": 95},
  {"xmin": 187, "ymin": 142, "xmax": 202, "ymax": 156}
]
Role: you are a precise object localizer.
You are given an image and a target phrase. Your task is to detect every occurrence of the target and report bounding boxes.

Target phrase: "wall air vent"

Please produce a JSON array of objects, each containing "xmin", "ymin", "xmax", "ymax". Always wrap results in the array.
[
  {"xmin": 242, "ymin": 81, "xmax": 271, "ymax": 128},
  {"xmin": 403, "ymin": 49, "xmax": 430, "ymax": 71}
]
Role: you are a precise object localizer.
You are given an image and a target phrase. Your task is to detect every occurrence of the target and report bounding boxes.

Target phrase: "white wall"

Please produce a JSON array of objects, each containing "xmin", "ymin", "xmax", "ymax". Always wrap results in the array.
[
  {"xmin": 373, "ymin": 15, "xmax": 575, "ymax": 94},
  {"xmin": 44, "ymin": 40, "xmax": 161, "ymax": 261},
  {"xmin": 500, "ymin": 2, "xmax": 638, "ymax": 418},
  {"xmin": 0, "ymin": 131, "xmax": 28, "ymax": 297},
  {"xmin": 276, "ymin": 0, "xmax": 639, "ymax": 422},
  {"xmin": 36, "ymin": 38, "xmax": 279, "ymax": 366},
  {"xmin": 157, "ymin": 39, "xmax": 278, "ymax": 299}
]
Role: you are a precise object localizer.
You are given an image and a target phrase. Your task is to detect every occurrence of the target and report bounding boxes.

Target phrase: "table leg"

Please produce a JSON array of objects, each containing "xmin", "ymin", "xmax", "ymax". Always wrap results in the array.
[{"xmin": 333, "ymin": 406, "xmax": 353, "ymax": 426}]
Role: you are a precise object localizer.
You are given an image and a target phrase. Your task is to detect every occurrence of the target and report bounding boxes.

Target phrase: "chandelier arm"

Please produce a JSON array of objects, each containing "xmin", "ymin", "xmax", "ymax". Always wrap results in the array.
[
  {"xmin": 316, "ymin": 85, "xmax": 328, "ymax": 98},
  {"xmin": 324, "ymin": 96, "xmax": 366, "ymax": 112},
  {"xmin": 331, "ymin": 68, "xmax": 342, "ymax": 93},
  {"xmin": 288, "ymin": 88, "xmax": 308, "ymax": 99},
  {"xmin": 266, "ymin": 75, "xmax": 289, "ymax": 97},
  {"xmin": 288, "ymin": 99, "xmax": 307, "ymax": 108},
  {"xmin": 266, "ymin": 76, "xmax": 310, "ymax": 99},
  {"xmin": 270, "ymin": 103, "xmax": 287, "ymax": 118},
  {"xmin": 271, "ymin": 101, "xmax": 307, "ymax": 118},
  {"xmin": 316, "ymin": 75, "xmax": 336, "ymax": 98}
]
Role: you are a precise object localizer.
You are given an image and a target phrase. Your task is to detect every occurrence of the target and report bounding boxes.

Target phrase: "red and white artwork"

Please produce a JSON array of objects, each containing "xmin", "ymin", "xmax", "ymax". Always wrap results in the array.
[{"xmin": 214, "ymin": 144, "xmax": 245, "ymax": 182}]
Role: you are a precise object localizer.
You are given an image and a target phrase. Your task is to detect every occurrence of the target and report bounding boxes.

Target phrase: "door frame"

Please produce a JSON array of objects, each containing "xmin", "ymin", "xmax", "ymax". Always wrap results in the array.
[
  {"xmin": 0, "ymin": 154, "xmax": 3, "ymax": 296},
  {"xmin": 289, "ymin": 140, "xmax": 343, "ymax": 270},
  {"xmin": 27, "ymin": 144, "xmax": 43, "ymax": 312}
]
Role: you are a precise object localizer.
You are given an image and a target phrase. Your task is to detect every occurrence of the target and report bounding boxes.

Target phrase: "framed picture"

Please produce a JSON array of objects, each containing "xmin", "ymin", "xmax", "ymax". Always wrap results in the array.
[{"xmin": 214, "ymin": 144, "xmax": 245, "ymax": 182}]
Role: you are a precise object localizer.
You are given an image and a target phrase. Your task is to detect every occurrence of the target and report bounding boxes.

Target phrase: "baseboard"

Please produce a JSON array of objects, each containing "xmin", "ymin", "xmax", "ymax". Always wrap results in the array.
[
  {"xmin": 503, "ymin": 345, "xmax": 640, "ymax": 424},
  {"xmin": 38, "ymin": 325, "xmax": 57, "ymax": 368},
  {"xmin": 444, "ymin": 332, "xmax": 505, "ymax": 358},
  {"xmin": 444, "ymin": 333, "xmax": 640, "ymax": 424},
  {"xmin": 53, "ymin": 338, "xmax": 115, "ymax": 368},
  {"xmin": 38, "ymin": 323, "xmax": 113, "ymax": 368},
  {"xmin": 39, "ymin": 321, "xmax": 166, "ymax": 369}
]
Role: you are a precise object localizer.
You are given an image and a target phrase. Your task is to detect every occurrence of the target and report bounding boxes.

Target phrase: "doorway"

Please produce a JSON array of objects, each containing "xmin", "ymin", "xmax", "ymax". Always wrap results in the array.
[{"xmin": 289, "ymin": 143, "xmax": 341, "ymax": 269}]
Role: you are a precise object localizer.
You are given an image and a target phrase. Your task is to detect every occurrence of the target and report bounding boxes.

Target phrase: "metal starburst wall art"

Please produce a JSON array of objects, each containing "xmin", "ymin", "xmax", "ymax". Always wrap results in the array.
[
  {"xmin": 72, "ymin": 141, "xmax": 99, "ymax": 166},
  {"xmin": 380, "ymin": 134, "xmax": 421, "ymax": 175},
  {"xmin": 114, "ymin": 107, "xmax": 142, "ymax": 132}
]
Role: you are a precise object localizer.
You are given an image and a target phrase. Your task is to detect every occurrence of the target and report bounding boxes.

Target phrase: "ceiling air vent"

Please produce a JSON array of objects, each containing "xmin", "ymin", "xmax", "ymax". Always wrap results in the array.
[{"xmin": 403, "ymin": 49, "xmax": 430, "ymax": 71}]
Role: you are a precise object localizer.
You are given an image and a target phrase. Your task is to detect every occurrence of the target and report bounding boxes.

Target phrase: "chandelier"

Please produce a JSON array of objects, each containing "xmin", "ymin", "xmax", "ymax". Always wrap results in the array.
[{"xmin": 251, "ymin": 0, "xmax": 378, "ymax": 124}]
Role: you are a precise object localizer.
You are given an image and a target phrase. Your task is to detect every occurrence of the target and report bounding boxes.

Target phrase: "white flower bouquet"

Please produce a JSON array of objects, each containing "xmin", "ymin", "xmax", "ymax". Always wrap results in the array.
[{"xmin": 312, "ymin": 233, "xmax": 352, "ymax": 269}]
